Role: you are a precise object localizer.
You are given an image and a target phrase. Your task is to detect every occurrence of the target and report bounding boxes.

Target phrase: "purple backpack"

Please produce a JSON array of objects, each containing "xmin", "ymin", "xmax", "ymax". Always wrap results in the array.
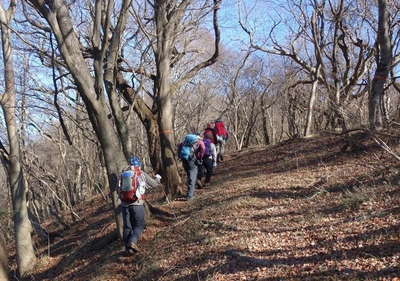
[{"xmin": 203, "ymin": 138, "xmax": 212, "ymax": 157}]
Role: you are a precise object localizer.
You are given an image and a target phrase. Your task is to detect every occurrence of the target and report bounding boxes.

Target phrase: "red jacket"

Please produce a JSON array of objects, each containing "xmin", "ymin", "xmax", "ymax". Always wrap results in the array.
[{"xmin": 203, "ymin": 128, "xmax": 217, "ymax": 144}]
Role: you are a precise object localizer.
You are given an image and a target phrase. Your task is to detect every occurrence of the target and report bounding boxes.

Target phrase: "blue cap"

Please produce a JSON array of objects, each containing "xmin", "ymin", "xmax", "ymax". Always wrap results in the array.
[{"xmin": 130, "ymin": 156, "xmax": 141, "ymax": 167}]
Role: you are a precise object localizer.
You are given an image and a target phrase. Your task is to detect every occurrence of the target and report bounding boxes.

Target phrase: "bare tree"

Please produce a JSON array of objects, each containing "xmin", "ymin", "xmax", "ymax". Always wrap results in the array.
[
  {"xmin": 23, "ymin": 0, "xmax": 139, "ymax": 237},
  {"xmin": 369, "ymin": 0, "xmax": 392, "ymax": 129},
  {"xmin": 127, "ymin": 0, "xmax": 222, "ymax": 197},
  {"xmin": 240, "ymin": 0, "xmax": 375, "ymax": 134},
  {"xmin": 260, "ymin": 78, "xmax": 273, "ymax": 145},
  {"xmin": 0, "ymin": 0, "xmax": 37, "ymax": 276}
]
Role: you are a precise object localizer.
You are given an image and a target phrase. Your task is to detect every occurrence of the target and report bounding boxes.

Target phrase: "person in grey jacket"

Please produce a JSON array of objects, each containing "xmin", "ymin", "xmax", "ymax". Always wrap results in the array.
[{"xmin": 118, "ymin": 156, "xmax": 161, "ymax": 254}]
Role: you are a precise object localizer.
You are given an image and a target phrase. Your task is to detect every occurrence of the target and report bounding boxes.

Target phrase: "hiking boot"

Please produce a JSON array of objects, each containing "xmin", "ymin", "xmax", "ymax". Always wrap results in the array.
[
  {"xmin": 126, "ymin": 248, "xmax": 135, "ymax": 255},
  {"xmin": 128, "ymin": 242, "xmax": 140, "ymax": 253},
  {"xmin": 196, "ymin": 179, "xmax": 203, "ymax": 188}
]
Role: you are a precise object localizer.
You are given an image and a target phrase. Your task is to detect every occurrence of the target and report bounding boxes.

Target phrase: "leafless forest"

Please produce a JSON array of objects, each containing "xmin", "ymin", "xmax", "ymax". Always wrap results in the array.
[{"xmin": 0, "ymin": 0, "xmax": 400, "ymax": 279}]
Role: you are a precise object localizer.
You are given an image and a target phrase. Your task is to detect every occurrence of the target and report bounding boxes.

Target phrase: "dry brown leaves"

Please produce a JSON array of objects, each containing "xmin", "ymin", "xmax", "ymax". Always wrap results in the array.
[{"xmin": 16, "ymin": 133, "xmax": 400, "ymax": 281}]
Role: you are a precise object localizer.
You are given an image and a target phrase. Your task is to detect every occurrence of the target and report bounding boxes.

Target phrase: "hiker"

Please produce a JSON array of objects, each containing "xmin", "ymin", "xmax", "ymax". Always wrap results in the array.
[
  {"xmin": 203, "ymin": 123, "xmax": 217, "ymax": 145},
  {"xmin": 214, "ymin": 120, "xmax": 229, "ymax": 162},
  {"xmin": 197, "ymin": 133, "xmax": 217, "ymax": 187},
  {"xmin": 178, "ymin": 134, "xmax": 205, "ymax": 200},
  {"xmin": 118, "ymin": 156, "xmax": 162, "ymax": 254}
]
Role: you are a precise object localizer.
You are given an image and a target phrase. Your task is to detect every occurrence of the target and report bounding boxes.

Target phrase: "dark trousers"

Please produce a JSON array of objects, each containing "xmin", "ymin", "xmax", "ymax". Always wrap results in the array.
[
  {"xmin": 198, "ymin": 156, "xmax": 214, "ymax": 183},
  {"xmin": 122, "ymin": 204, "xmax": 145, "ymax": 247},
  {"xmin": 182, "ymin": 158, "xmax": 198, "ymax": 199}
]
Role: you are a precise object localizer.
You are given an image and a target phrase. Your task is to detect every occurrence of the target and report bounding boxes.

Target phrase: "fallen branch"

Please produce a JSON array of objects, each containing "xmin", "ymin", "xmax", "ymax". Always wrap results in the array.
[{"xmin": 371, "ymin": 135, "xmax": 400, "ymax": 161}]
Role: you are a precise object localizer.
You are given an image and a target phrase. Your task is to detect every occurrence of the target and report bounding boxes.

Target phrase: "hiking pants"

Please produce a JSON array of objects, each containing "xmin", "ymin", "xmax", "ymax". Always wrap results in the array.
[
  {"xmin": 182, "ymin": 158, "xmax": 198, "ymax": 199},
  {"xmin": 122, "ymin": 204, "xmax": 145, "ymax": 247},
  {"xmin": 199, "ymin": 156, "xmax": 214, "ymax": 183},
  {"xmin": 216, "ymin": 139, "xmax": 226, "ymax": 161}
]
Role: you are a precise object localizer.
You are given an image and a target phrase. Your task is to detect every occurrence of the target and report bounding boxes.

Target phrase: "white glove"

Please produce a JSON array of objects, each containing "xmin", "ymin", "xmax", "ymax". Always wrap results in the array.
[
  {"xmin": 155, "ymin": 174, "xmax": 162, "ymax": 183},
  {"xmin": 213, "ymin": 162, "xmax": 217, "ymax": 167}
]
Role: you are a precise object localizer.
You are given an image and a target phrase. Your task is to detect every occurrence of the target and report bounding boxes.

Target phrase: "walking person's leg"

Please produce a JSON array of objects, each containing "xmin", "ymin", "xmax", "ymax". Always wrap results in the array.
[
  {"xmin": 122, "ymin": 206, "xmax": 133, "ymax": 250},
  {"xmin": 219, "ymin": 139, "xmax": 226, "ymax": 161},
  {"xmin": 215, "ymin": 142, "xmax": 221, "ymax": 162},
  {"xmin": 196, "ymin": 161, "xmax": 205, "ymax": 188},
  {"xmin": 187, "ymin": 159, "xmax": 198, "ymax": 200},
  {"xmin": 203, "ymin": 157, "xmax": 214, "ymax": 185},
  {"xmin": 182, "ymin": 160, "xmax": 191, "ymax": 195},
  {"xmin": 129, "ymin": 205, "xmax": 145, "ymax": 251}
]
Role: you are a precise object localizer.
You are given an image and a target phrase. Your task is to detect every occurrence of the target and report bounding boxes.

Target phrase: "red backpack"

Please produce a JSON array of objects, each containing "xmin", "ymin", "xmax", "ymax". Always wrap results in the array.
[
  {"xmin": 119, "ymin": 167, "xmax": 142, "ymax": 203},
  {"xmin": 214, "ymin": 121, "xmax": 228, "ymax": 139}
]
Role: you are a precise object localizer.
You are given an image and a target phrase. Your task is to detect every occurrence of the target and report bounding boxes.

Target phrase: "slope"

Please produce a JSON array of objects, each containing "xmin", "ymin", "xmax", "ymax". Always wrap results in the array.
[{"xmin": 17, "ymin": 132, "xmax": 400, "ymax": 281}]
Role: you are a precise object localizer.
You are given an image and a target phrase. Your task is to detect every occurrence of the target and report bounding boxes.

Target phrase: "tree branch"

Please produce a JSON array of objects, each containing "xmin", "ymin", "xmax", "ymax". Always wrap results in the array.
[
  {"xmin": 50, "ymin": 32, "xmax": 73, "ymax": 145},
  {"xmin": 172, "ymin": 0, "xmax": 221, "ymax": 91}
]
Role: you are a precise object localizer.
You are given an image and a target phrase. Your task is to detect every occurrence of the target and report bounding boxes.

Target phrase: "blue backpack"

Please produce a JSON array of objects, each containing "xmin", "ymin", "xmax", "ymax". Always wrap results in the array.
[{"xmin": 179, "ymin": 134, "xmax": 199, "ymax": 160}]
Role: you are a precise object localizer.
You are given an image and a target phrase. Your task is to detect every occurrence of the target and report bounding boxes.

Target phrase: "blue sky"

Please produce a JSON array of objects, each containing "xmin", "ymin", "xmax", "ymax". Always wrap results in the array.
[
  {"xmin": 218, "ymin": 0, "xmax": 287, "ymax": 51},
  {"xmin": 219, "ymin": 0, "xmax": 259, "ymax": 49}
]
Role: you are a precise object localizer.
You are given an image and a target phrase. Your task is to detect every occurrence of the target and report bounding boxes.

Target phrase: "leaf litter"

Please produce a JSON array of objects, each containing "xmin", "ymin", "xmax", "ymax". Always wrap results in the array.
[{"xmin": 13, "ymin": 133, "xmax": 400, "ymax": 281}]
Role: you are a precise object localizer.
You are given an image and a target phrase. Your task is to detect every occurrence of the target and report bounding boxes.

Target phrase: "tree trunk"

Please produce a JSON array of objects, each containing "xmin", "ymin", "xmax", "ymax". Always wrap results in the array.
[
  {"xmin": 304, "ymin": 68, "xmax": 320, "ymax": 137},
  {"xmin": 115, "ymin": 71, "xmax": 162, "ymax": 173},
  {"xmin": 369, "ymin": 0, "xmax": 391, "ymax": 130},
  {"xmin": 156, "ymin": 73, "xmax": 183, "ymax": 197},
  {"xmin": 243, "ymin": 100, "xmax": 259, "ymax": 148},
  {"xmin": 260, "ymin": 95, "xmax": 270, "ymax": 145},
  {"xmin": 287, "ymin": 92, "xmax": 299, "ymax": 138},
  {"xmin": 145, "ymin": 115, "xmax": 162, "ymax": 173},
  {"xmin": 0, "ymin": 2, "xmax": 37, "ymax": 276},
  {"xmin": 26, "ymin": 0, "xmax": 130, "ymax": 238},
  {"xmin": 0, "ymin": 233, "xmax": 8, "ymax": 281},
  {"xmin": 154, "ymin": 1, "xmax": 184, "ymax": 198}
]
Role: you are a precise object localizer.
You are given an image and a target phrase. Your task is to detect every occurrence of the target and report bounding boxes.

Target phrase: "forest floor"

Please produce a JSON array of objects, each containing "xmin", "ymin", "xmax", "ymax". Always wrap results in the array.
[{"xmin": 11, "ymin": 130, "xmax": 400, "ymax": 281}]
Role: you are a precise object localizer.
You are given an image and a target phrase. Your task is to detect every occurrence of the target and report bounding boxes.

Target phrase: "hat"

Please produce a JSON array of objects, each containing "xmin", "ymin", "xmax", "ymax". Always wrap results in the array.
[{"xmin": 130, "ymin": 156, "xmax": 141, "ymax": 167}]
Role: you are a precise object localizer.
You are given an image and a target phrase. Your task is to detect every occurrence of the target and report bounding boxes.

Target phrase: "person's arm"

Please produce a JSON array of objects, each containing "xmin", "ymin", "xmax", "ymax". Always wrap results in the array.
[{"xmin": 142, "ymin": 172, "xmax": 163, "ymax": 190}]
